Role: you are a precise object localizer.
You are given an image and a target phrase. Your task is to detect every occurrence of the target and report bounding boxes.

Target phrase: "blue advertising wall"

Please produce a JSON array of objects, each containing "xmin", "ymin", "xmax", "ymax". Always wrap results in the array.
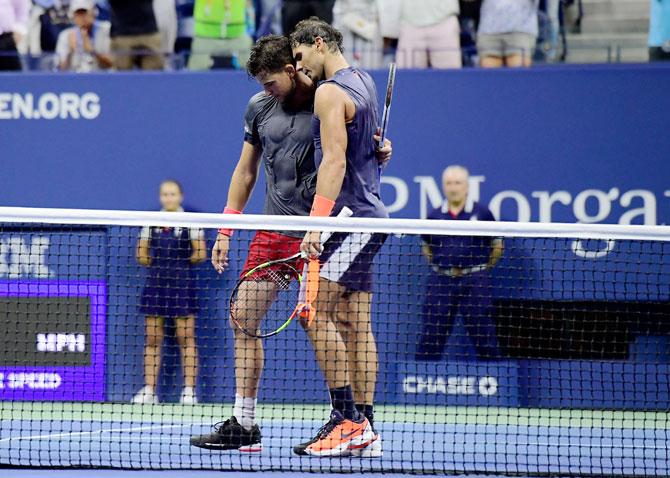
[{"xmin": 1, "ymin": 65, "xmax": 670, "ymax": 408}]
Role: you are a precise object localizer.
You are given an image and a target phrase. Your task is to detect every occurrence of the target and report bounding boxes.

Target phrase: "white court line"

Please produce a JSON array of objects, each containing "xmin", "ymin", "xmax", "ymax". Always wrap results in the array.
[
  {"xmin": 2, "ymin": 421, "xmax": 667, "ymax": 452},
  {"xmin": 0, "ymin": 423, "xmax": 207, "ymax": 443}
]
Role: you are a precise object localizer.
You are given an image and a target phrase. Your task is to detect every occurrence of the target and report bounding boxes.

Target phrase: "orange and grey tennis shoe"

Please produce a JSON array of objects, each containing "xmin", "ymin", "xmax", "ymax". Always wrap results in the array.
[{"xmin": 305, "ymin": 410, "xmax": 377, "ymax": 457}]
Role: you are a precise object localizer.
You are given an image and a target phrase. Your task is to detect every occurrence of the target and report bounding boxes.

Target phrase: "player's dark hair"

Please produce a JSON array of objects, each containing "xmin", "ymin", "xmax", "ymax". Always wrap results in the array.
[
  {"xmin": 247, "ymin": 34, "xmax": 295, "ymax": 77},
  {"xmin": 160, "ymin": 179, "xmax": 183, "ymax": 194},
  {"xmin": 289, "ymin": 16, "xmax": 344, "ymax": 53}
]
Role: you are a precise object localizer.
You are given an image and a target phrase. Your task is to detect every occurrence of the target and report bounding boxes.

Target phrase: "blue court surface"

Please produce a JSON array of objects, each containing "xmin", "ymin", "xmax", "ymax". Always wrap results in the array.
[{"xmin": 0, "ymin": 403, "xmax": 668, "ymax": 476}]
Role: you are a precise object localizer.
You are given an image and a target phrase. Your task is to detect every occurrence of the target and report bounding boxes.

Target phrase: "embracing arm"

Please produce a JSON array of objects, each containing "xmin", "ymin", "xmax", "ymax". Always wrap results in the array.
[{"xmin": 313, "ymin": 84, "xmax": 349, "ymax": 202}]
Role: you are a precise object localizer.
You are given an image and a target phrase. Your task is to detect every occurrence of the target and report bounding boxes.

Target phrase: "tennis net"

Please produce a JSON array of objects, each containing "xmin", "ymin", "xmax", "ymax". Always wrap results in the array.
[{"xmin": 0, "ymin": 206, "xmax": 668, "ymax": 475}]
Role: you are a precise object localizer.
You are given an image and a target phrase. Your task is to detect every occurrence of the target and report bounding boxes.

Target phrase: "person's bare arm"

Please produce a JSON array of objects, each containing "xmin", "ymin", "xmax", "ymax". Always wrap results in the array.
[
  {"xmin": 421, "ymin": 243, "xmax": 433, "ymax": 263},
  {"xmin": 313, "ymin": 84, "xmax": 349, "ymax": 201},
  {"xmin": 211, "ymin": 141, "xmax": 262, "ymax": 273},
  {"xmin": 488, "ymin": 238, "xmax": 504, "ymax": 269},
  {"xmin": 300, "ymin": 85, "xmax": 350, "ymax": 258},
  {"xmin": 225, "ymin": 141, "xmax": 262, "ymax": 211},
  {"xmin": 94, "ymin": 52, "xmax": 114, "ymax": 69},
  {"xmin": 136, "ymin": 239, "xmax": 151, "ymax": 266},
  {"xmin": 190, "ymin": 239, "xmax": 207, "ymax": 264}
]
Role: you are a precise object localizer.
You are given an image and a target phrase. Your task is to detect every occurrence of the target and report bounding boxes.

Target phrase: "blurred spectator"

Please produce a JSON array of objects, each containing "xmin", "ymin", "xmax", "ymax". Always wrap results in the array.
[
  {"xmin": 254, "ymin": 0, "xmax": 281, "ymax": 38},
  {"xmin": 542, "ymin": 0, "xmax": 561, "ymax": 62},
  {"xmin": 380, "ymin": 0, "xmax": 461, "ymax": 69},
  {"xmin": 282, "ymin": 0, "xmax": 334, "ymax": 35},
  {"xmin": 333, "ymin": 0, "xmax": 383, "ymax": 68},
  {"xmin": 416, "ymin": 165, "xmax": 503, "ymax": 361},
  {"xmin": 109, "ymin": 0, "xmax": 164, "ymax": 70},
  {"xmin": 477, "ymin": 0, "xmax": 539, "ymax": 68},
  {"xmin": 0, "ymin": 0, "xmax": 29, "ymax": 71},
  {"xmin": 174, "ymin": 0, "xmax": 194, "ymax": 60},
  {"xmin": 133, "ymin": 180, "xmax": 206, "ymax": 405},
  {"xmin": 153, "ymin": 0, "xmax": 177, "ymax": 56},
  {"xmin": 563, "ymin": 0, "xmax": 582, "ymax": 34},
  {"xmin": 188, "ymin": 0, "xmax": 253, "ymax": 70},
  {"xmin": 649, "ymin": 0, "xmax": 670, "ymax": 62},
  {"xmin": 56, "ymin": 0, "xmax": 112, "ymax": 71},
  {"xmin": 459, "ymin": 0, "xmax": 481, "ymax": 67}
]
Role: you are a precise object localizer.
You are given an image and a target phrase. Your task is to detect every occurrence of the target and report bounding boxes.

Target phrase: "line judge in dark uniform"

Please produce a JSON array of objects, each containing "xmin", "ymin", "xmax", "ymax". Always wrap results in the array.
[{"xmin": 416, "ymin": 165, "xmax": 503, "ymax": 361}]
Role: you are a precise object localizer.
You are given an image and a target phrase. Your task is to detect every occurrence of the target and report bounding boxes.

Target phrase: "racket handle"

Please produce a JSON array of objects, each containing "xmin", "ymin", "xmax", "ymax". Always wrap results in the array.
[{"xmin": 298, "ymin": 206, "xmax": 353, "ymax": 259}]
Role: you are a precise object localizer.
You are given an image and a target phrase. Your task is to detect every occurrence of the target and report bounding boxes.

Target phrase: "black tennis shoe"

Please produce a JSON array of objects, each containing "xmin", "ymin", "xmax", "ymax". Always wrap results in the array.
[{"xmin": 190, "ymin": 416, "xmax": 262, "ymax": 452}]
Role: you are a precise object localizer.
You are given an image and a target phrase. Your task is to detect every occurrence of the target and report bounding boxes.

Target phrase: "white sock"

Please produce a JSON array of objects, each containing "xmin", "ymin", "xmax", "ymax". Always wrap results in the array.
[
  {"xmin": 183, "ymin": 386, "xmax": 194, "ymax": 395},
  {"xmin": 233, "ymin": 394, "xmax": 257, "ymax": 430}
]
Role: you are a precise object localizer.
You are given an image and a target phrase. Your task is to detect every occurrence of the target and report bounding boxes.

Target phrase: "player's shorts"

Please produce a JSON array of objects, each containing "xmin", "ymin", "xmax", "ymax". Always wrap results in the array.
[
  {"xmin": 319, "ymin": 232, "xmax": 388, "ymax": 293},
  {"xmin": 241, "ymin": 231, "xmax": 303, "ymax": 279}
]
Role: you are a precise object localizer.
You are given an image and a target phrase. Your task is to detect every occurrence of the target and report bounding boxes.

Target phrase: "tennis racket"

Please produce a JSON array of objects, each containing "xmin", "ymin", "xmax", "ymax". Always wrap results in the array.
[
  {"xmin": 230, "ymin": 207, "xmax": 353, "ymax": 338},
  {"xmin": 378, "ymin": 62, "xmax": 396, "ymax": 150}
]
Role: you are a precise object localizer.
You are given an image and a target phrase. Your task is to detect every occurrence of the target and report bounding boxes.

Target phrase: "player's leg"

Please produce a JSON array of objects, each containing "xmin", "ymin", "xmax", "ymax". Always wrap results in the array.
[
  {"xmin": 336, "ymin": 290, "xmax": 384, "ymax": 458},
  {"xmin": 132, "ymin": 316, "xmax": 163, "ymax": 404},
  {"xmin": 298, "ymin": 277, "xmax": 375, "ymax": 457},
  {"xmin": 335, "ymin": 292, "xmax": 375, "ymax": 406},
  {"xmin": 231, "ymin": 280, "xmax": 278, "ymax": 397},
  {"xmin": 191, "ymin": 232, "xmax": 292, "ymax": 451},
  {"xmin": 190, "ymin": 279, "xmax": 276, "ymax": 451},
  {"xmin": 304, "ymin": 278, "xmax": 353, "ymax": 397},
  {"xmin": 175, "ymin": 315, "xmax": 198, "ymax": 404}
]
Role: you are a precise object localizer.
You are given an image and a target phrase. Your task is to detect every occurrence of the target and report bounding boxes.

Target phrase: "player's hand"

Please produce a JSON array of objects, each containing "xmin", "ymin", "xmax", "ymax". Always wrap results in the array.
[
  {"xmin": 374, "ymin": 129, "xmax": 392, "ymax": 167},
  {"xmin": 301, "ymin": 230, "xmax": 322, "ymax": 259},
  {"xmin": 451, "ymin": 267, "xmax": 463, "ymax": 278},
  {"xmin": 211, "ymin": 233, "xmax": 230, "ymax": 274}
]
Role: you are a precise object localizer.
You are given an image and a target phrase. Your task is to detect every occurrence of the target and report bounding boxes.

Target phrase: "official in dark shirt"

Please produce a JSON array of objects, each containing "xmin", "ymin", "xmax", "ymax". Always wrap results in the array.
[
  {"xmin": 109, "ymin": 0, "xmax": 164, "ymax": 70},
  {"xmin": 417, "ymin": 165, "xmax": 503, "ymax": 361}
]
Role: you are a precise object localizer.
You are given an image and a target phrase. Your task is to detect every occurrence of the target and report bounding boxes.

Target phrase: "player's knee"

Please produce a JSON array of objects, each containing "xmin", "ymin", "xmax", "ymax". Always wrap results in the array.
[
  {"xmin": 175, "ymin": 332, "xmax": 190, "ymax": 348},
  {"xmin": 146, "ymin": 331, "xmax": 163, "ymax": 348}
]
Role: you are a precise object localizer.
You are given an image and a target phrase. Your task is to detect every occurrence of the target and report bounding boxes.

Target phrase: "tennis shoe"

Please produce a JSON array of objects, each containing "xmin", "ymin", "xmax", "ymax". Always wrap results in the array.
[
  {"xmin": 350, "ymin": 432, "xmax": 383, "ymax": 457},
  {"xmin": 293, "ymin": 413, "xmax": 339, "ymax": 455},
  {"xmin": 190, "ymin": 416, "xmax": 262, "ymax": 452},
  {"xmin": 305, "ymin": 410, "xmax": 376, "ymax": 457},
  {"xmin": 131, "ymin": 385, "xmax": 157, "ymax": 404},
  {"xmin": 180, "ymin": 387, "xmax": 198, "ymax": 405}
]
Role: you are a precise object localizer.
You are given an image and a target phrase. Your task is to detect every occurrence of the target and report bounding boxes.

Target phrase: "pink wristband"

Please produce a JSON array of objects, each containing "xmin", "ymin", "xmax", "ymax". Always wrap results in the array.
[
  {"xmin": 310, "ymin": 195, "xmax": 335, "ymax": 217},
  {"xmin": 218, "ymin": 207, "xmax": 242, "ymax": 236}
]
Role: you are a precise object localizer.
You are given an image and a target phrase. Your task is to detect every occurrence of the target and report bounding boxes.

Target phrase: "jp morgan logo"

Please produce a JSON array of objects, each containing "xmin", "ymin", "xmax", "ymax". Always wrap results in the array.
[
  {"xmin": 403, "ymin": 375, "xmax": 498, "ymax": 396},
  {"xmin": 0, "ymin": 92, "xmax": 100, "ymax": 120},
  {"xmin": 381, "ymin": 175, "xmax": 666, "ymax": 258}
]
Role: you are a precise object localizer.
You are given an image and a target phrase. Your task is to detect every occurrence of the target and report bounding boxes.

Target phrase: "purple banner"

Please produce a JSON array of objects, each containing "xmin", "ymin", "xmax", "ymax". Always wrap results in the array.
[{"xmin": 0, "ymin": 280, "xmax": 106, "ymax": 401}]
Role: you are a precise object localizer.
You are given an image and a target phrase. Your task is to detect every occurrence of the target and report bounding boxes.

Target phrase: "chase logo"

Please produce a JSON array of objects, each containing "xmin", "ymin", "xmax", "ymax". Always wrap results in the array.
[
  {"xmin": 0, "ymin": 92, "xmax": 100, "ymax": 120},
  {"xmin": 402, "ymin": 375, "xmax": 498, "ymax": 396}
]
